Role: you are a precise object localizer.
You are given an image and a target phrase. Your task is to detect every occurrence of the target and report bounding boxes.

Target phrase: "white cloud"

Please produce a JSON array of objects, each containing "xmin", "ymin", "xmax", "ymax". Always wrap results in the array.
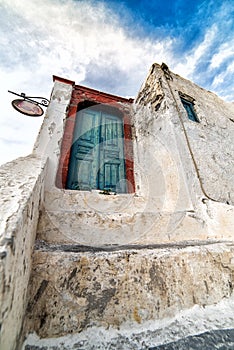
[
  {"xmin": 0, "ymin": 0, "xmax": 175, "ymax": 165},
  {"xmin": 172, "ymin": 25, "xmax": 218, "ymax": 79},
  {"xmin": 0, "ymin": 0, "xmax": 233, "ymax": 165},
  {"xmin": 210, "ymin": 41, "xmax": 234, "ymax": 69},
  {"xmin": 212, "ymin": 60, "xmax": 234, "ymax": 95},
  {"xmin": 1, "ymin": 0, "xmax": 174, "ymax": 90},
  {"xmin": 212, "ymin": 73, "xmax": 225, "ymax": 88}
]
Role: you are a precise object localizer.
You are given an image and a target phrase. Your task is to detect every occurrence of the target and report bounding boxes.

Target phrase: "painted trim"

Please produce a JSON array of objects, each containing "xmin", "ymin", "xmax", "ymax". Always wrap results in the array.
[{"xmin": 53, "ymin": 75, "xmax": 75, "ymax": 86}]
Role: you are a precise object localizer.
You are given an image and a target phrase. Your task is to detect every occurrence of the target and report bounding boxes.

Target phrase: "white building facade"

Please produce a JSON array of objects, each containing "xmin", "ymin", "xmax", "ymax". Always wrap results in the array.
[{"xmin": 0, "ymin": 63, "xmax": 234, "ymax": 349}]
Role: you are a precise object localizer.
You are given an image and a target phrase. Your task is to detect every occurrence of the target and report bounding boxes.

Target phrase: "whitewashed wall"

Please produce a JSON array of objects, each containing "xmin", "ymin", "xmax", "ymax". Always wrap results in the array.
[
  {"xmin": 37, "ymin": 65, "xmax": 234, "ymax": 246},
  {"xmin": 0, "ymin": 155, "xmax": 46, "ymax": 350},
  {"xmin": 0, "ymin": 78, "xmax": 73, "ymax": 350},
  {"xmin": 1, "ymin": 65, "xmax": 234, "ymax": 350}
]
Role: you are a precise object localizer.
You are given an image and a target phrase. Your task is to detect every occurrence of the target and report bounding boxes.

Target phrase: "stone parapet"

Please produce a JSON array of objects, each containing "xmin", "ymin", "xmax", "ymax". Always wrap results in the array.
[{"xmin": 0, "ymin": 155, "xmax": 47, "ymax": 350}]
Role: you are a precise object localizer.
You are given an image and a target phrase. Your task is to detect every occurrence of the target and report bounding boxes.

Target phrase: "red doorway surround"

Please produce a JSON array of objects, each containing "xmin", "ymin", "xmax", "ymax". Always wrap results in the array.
[{"xmin": 56, "ymin": 82, "xmax": 135, "ymax": 193}]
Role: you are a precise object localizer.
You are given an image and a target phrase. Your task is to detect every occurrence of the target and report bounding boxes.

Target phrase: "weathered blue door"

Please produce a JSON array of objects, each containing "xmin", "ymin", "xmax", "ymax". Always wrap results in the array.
[{"xmin": 66, "ymin": 106, "xmax": 126, "ymax": 192}]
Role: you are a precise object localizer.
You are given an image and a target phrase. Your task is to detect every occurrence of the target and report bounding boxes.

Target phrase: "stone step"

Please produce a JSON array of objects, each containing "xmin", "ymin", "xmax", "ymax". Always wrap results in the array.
[
  {"xmin": 22, "ymin": 241, "xmax": 234, "ymax": 345},
  {"xmin": 22, "ymin": 326, "xmax": 234, "ymax": 349}
]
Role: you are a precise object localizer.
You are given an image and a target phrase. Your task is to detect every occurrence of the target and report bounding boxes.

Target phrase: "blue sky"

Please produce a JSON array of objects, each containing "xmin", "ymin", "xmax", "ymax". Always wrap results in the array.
[{"xmin": 0, "ymin": 0, "xmax": 233, "ymax": 165}]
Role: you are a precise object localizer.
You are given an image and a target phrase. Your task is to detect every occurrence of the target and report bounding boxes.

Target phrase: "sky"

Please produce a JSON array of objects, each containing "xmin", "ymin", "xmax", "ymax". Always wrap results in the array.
[{"xmin": 0, "ymin": 0, "xmax": 233, "ymax": 165}]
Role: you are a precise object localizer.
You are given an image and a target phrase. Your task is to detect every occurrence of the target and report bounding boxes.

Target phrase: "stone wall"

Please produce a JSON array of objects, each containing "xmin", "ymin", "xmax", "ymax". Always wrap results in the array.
[
  {"xmin": 23, "ymin": 242, "xmax": 234, "ymax": 343},
  {"xmin": 0, "ymin": 155, "xmax": 46, "ymax": 350}
]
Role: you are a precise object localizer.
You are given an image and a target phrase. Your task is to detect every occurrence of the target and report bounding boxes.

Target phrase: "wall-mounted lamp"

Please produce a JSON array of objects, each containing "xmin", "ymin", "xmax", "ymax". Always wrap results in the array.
[{"xmin": 8, "ymin": 90, "xmax": 50, "ymax": 117}]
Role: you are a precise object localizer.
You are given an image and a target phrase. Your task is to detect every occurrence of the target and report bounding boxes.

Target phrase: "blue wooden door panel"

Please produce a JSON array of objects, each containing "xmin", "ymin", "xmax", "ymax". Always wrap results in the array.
[
  {"xmin": 104, "ymin": 163, "xmax": 119, "ymax": 189},
  {"xmin": 67, "ymin": 107, "xmax": 126, "ymax": 192},
  {"xmin": 67, "ymin": 109, "xmax": 100, "ymax": 190},
  {"xmin": 99, "ymin": 111, "xmax": 126, "ymax": 192}
]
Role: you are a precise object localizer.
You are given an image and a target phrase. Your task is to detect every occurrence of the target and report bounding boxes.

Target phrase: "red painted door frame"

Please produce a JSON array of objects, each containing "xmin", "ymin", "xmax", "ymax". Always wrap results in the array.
[{"xmin": 56, "ymin": 85, "xmax": 135, "ymax": 193}]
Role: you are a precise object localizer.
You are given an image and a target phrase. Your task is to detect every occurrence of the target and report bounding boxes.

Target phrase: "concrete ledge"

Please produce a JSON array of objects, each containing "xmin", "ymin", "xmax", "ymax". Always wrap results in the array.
[
  {"xmin": 22, "ymin": 294, "xmax": 234, "ymax": 349},
  {"xmin": 23, "ymin": 242, "xmax": 234, "ymax": 340},
  {"xmin": 0, "ymin": 155, "xmax": 47, "ymax": 350}
]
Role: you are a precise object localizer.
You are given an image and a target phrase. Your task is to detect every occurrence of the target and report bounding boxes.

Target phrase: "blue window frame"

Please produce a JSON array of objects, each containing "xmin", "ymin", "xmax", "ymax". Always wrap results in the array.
[{"xmin": 180, "ymin": 97, "xmax": 199, "ymax": 123}]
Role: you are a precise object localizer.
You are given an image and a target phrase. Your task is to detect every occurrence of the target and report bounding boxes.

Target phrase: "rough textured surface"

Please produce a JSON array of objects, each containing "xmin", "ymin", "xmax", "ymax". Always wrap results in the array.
[
  {"xmin": 171, "ymin": 73, "xmax": 234, "ymax": 205},
  {"xmin": 0, "ymin": 78, "xmax": 73, "ymax": 350},
  {"xmin": 23, "ymin": 243, "xmax": 234, "ymax": 340},
  {"xmin": 136, "ymin": 63, "xmax": 234, "ymax": 205},
  {"xmin": 150, "ymin": 329, "xmax": 234, "ymax": 349},
  {"xmin": 0, "ymin": 155, "xmax": 46, "ymax": 350},
  {"xmin": 36, "ymin": 192, "xmax": 234, "ymax": 246},
  {"xmin": 22, "ymin": 294, "xmax": 234, "ymax": 349},
  {"xmin": 22, "ymin": 329, "xmax": 234, "ymax": 350},
  {"xmin": 33, "ymin": 79, "xmax": 73, "ymax": 190}
]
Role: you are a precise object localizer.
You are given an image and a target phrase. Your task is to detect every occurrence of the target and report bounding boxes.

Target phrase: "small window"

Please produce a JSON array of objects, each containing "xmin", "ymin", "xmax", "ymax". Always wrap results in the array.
[{"xmin": 179, "ymin": 92, "xmax": 199, "ymax": 123}]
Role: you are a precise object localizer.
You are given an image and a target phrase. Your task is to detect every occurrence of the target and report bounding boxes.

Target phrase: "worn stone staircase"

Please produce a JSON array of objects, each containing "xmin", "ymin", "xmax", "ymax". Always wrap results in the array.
[{"xmin": 21, "ymin": 240, "xmax": 234, "ymax": 349}]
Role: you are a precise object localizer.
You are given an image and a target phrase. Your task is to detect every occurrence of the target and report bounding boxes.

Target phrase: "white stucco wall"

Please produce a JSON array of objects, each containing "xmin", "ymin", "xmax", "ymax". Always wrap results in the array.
[
  {"xmin": 0, "ymin": 155, "xmax": 47, "ymax": 350},
  {"xmin": 170, "ymin": 69, "xmax": 234, "ymax": 204},
  {"xmin": 1, "ymin": 65, "xmax": 234, "ymax": 349},
  {"xmin": 33, "ymin": 78, "xmax": 74, "ymax": 190},
  {"xmin": 132, "ymin": 63, "xmax": 234, "ymax": 242},
  {"xmin": 0, "ymin": 78, "xmax": 74, "ymax": 350},
  {"xmin": 36, "ymin": 64, "xmax": 234, "ymax": 247}
]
